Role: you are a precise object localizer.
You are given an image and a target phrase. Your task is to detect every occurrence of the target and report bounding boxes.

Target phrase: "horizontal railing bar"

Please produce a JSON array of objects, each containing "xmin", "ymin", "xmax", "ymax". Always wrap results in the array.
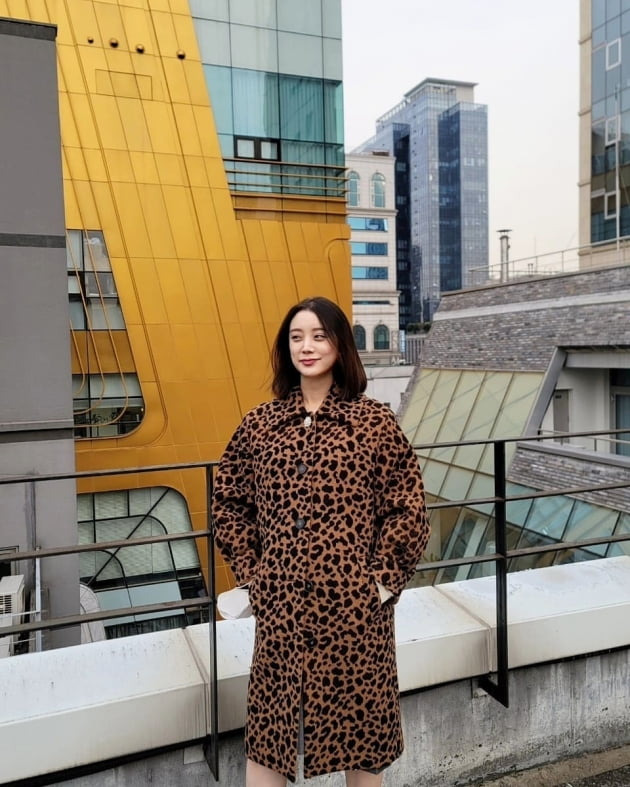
[
  {"xmin": 507, "ymin": 530, "xmax": 630, "ymax": 557},
  {"xmin": 413, "ymin": 425, "xmax": 630, "ymax": 450},
  {"xmin": 417, "ymin": 533, "xmax": 630, "ymax": 572},
  {"xmin": 223, "ymin": 157, "xmax": 345, "ymax": 172},
  {"xmin": 417, "ymin": 553, "xmax": 501, "ymax": 571},
  {"xmin": 0, "ymin": 461, "xmax": 217, "ymax": 486},
  {"xmin": 1, "ymin": 597, "xmax": 212, "ymax": 637},
  {"xmin": 224, "ymin": 168, "xmax": 345, "ymax": 183},
  {"xmin": 4, "ymin": 532, "xmax": 630, "ymax": 639},
  {"xmin": 427, "ymin": 478, "xmax": 630, "ymax": 511},
  {"xmin": 1, "ymin": 530, "xmax": 211, "ymax": 562}
]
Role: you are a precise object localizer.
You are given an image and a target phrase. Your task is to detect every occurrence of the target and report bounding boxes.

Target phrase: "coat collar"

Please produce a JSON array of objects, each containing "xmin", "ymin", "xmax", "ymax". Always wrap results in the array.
[{"xmin": 268, "ymin": 386, "xmax": 361, "ymax": 429}]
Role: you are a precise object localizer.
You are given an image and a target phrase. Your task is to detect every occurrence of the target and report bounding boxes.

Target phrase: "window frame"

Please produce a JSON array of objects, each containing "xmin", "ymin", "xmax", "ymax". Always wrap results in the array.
[
  {"xmin": 234, "ymin": 136, "xmax": 280, "ymax": 161},
  {"xmin": 373, "ymin": 324, "xmax": 390, "ymax": 351},
  {"xmin": 370, "ymin": 172, "xmax": 386, "ymax": 208},
  {"xmin": 605, "ymin": 190, "xmax": 618, "ymax": 219},
  {"xmin": 353, "ymin": 324, "xmax": 366, "ymax": 351},
  {"xmin": 606, "ymin": 38, "xmax": 621, "ymax": 70},
  {"xmin": 605, "ymin": 115, "xmax": 620, "ymax": 146},
  {"xmin": 347, "ymin": 170, "xmax": 360, "ymax": 207}
]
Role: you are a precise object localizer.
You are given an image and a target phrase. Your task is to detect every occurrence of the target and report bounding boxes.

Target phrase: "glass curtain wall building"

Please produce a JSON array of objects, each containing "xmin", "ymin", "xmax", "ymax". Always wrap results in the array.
[
  {"xmin": 192, "ymin": 0, "xmax": 344, "ymax": 197},
  {"xmin": 588, "ymin": 0, "xmax": 630, "ymax": 243},
  {"xmin": 355, "ymin": 79, "xmax": 488, "ymax": 323}
]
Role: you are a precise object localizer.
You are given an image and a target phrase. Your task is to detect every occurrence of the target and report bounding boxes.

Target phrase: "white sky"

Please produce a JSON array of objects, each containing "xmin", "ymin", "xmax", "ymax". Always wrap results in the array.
[{"xmin": 341, "ymin": 0, "xmax": 580, "ymax": 268}]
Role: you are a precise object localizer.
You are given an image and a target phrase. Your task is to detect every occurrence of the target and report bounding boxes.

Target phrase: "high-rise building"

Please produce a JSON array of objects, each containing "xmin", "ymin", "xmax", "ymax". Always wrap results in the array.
[
  {"xmin": 0, "ymin": 1, "xmax": 348, "ymax": 642},
  {"xmin": 579, "ymin": 0, "xmax": 630, "ymax": 267},
  {"xmin": 355, "ymin": 78, "xmax": 488, "ymax": 323},
  {"xmin": 345, "ymin": 152, "xmax": 400, "ymax": 364}
]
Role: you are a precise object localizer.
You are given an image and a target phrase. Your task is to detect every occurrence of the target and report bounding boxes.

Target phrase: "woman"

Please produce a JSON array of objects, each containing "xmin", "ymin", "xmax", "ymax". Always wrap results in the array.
[{"xmin": 212, "ymin": 296, "xmax": 430, "ymax": 786}]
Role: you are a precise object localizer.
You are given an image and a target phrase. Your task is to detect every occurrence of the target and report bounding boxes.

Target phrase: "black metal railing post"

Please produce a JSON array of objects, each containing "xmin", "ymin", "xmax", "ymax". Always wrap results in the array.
[
  {"xmin": 204, "ymin": 464, "xmax": 219, "ymax": 781},
  {"xmin": 479, "ymin": 439, "xmax": 510, "ymax": 707}
]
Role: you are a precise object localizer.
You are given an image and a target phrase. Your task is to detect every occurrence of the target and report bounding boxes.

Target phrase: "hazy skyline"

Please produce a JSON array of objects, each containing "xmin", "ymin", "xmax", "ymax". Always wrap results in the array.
[{"xmin": 341, "ymin": 0, "xmax": 579, "ymax": 269}]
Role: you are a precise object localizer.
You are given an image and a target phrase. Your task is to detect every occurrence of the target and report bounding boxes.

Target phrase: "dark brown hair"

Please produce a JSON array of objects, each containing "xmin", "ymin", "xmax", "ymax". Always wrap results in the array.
[{"xmin": 271, "ymin": 296, "xmax": 367, "ymax": 400}]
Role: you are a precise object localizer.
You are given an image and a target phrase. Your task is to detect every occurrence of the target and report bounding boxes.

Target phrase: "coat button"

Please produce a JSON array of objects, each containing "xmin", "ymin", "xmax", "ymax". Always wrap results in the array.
[
  {"xmin": 295, "ymin": 517, "xmax": 306, "ymax": 530},
  {"xmin": 303, "ymin": 580, "xmax": 313, "ymax": 595},
  {"xmin": 297, "ymin": 462, "xmax": 308, "ymax": 475},
  {"xmin": 307, "ymin": 637, "xmax": 316, "ymax": 649}
]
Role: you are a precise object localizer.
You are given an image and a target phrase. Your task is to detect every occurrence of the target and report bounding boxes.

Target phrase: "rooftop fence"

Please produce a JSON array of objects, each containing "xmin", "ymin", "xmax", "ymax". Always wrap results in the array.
[{"xmin": 1, "ymin": 430, "xmax": 629, "ymax": 781}]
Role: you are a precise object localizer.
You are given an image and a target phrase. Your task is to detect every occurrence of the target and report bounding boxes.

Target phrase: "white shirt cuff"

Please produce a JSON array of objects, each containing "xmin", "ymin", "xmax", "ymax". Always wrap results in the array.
[{"xmin": 375, "ymin": 580, "xmax": 394, "ymax": 604}]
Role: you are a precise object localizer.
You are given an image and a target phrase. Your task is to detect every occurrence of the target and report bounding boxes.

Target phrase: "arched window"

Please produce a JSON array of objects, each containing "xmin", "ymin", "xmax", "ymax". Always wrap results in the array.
[
  {"xmin": 374, "ymin": 324, "xmax": 389, "ymax": 350},
  {"xmin": 347, "ymin": 171, "xmax": 360, "ymax": 207},
  {"xmin": 371, "ymin": 173, "xmax": 386, "ymax": 208},
  {"xmin": 353, "ymin": 324, "xmax": 366, "ymax": 350}
]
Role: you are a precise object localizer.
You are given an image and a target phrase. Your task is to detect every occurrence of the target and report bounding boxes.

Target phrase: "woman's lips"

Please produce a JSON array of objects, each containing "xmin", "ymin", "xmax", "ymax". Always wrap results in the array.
[{"xmin": 300, "ymin": 359, "xmax": 317, "ymax": 366}]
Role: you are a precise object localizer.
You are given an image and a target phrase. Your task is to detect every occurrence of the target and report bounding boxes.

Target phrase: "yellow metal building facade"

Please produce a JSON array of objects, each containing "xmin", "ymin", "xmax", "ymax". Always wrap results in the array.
[{"xmin": 1, "ymin": 0, "xmax": 349, "ymax": 617}]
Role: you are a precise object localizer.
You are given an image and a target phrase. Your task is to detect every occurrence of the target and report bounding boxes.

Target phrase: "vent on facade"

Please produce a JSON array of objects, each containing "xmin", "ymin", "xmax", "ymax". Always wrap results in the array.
[
  {"xmin": 0, "ymin": 575, "xmax": 25, "ymax": 620},
  {"xmin": 0, "ymin": 575, "xmax": 25, "ymax": 658}
]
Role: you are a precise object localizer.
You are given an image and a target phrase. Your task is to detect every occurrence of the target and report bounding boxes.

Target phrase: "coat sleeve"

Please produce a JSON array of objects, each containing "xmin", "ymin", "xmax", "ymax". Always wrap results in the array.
[
  {"xmin": 211, "ymin": 414, "xmax": 261, "ymax": 586},
  {"xmin": 369, "ymin": 409, "xmax": 430, "ymax": 602}
]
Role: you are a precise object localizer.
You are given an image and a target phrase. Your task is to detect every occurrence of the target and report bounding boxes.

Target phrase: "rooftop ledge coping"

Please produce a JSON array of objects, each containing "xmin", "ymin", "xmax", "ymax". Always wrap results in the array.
[{"xmin": 1, "ymin": 556, "xmax": 629, "ymax": 783}]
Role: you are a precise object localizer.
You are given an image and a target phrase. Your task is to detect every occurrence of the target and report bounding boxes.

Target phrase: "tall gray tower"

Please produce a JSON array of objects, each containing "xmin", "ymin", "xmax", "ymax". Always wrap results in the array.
[{"xmin": 355, "ymin": 78, "xmax": 489, "ymax": 323}]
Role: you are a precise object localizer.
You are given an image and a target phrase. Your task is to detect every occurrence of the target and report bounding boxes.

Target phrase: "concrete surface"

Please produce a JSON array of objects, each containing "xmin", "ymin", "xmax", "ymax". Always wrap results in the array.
[{"xmin": 479, "ymin": 744, "xmax": 630, "ymax": 786}]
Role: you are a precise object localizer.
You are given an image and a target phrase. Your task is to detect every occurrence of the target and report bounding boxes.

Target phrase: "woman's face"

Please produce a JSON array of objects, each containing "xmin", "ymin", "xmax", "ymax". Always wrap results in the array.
[{"xmin": 288, "ymin": 309, "xmax": 337, "ymax": 384}]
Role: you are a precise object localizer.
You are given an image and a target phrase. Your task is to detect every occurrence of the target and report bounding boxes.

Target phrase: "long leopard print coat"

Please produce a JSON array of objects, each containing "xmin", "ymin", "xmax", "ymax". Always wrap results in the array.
[{"xmin": 212, "ymin": 386, "xmax": 430, "ymax": 781}]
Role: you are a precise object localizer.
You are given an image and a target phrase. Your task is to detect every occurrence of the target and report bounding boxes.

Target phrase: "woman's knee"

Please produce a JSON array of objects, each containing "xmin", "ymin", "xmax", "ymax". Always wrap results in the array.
[
  {"xmin": 246, "ymin": 758, "xmax": 287, "ymax": 787},
  {"xmin": 345, "ymin": 769, "xmax": 384, "ymax": 787}
]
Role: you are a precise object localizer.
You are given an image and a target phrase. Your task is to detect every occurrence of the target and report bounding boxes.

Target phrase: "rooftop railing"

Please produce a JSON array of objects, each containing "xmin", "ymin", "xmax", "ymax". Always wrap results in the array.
[
  {"xmin": 469, "ymin": 235, "xmax": 630, "ymax": 286},
  {"xmin": 224, "ymin": 158, "xmax": 346, "ymax": 199},
  {"xmin": 1, "ymin": 429, "xmax": 629, "ymax": 780}
]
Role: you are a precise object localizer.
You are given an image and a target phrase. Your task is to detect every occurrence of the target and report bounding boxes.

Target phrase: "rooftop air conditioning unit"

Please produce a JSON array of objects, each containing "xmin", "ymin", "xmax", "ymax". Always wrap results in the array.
[{"xmin": 0, "ymin": 575, "xmax": 25, "ymax": 658}]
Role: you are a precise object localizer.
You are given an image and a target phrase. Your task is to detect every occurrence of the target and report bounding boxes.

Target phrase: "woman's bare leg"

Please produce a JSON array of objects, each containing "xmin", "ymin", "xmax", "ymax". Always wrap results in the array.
[
  {"xmin": 345, "ymin": 770, "xmax": 384, "ymax": 787},
  {"xmin": 246, "ymin": 759, "xmax": 287, "ymax": 787}
]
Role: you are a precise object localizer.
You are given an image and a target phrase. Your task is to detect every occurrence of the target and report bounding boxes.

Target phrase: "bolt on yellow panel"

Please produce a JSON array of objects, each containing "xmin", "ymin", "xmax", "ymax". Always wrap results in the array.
[
  {"xmin": 120, "ymin": 5, "xmax": 157, "ymax": 53},
  {"xmin": 93, "ymin": 1, "xmax": 129, "ymax": 51}
]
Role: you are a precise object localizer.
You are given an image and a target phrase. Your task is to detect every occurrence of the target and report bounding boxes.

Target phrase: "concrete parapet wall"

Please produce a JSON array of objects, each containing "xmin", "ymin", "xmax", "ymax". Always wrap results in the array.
[
  {"xmin": 2, "ymin": 557, "xmax": 630, "ymax": 785},
  {"xmin": 53, "ymin": 649, "xmax": 630, "ymax": 786}
]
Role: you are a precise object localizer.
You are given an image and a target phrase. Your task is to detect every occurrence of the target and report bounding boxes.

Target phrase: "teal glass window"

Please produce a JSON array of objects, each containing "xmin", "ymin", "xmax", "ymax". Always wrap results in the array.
[
  {"xmin": 374, "ymin": 324, "xmax": 390, "ymax": 350},
  {"xmin": 352, "ymin": 266, "xmax": 388, "ymax": 279},
  {"xmin": 348, "ymin": 217, "xmax": 388, "ymax": 231},
  {"xmin": 347, "ymin": 171, "xmax": 359, "ymax": 207},
  {"xmin": 371, "ymin": 173, "xmax": 386, "ymax": 208},
  {"xmin": 232, "ymin": 69, "xmax": 279, "ymax": 138},
  {"xmin": 203, "ymin": 65, "xmax": 233, "ymax": 135},
  {"xmin": 353, "ymin": 324, "xmax": 366, "ymax": 350},
  {"xmin": 324, "ymin": 81, "xmax": 343, "ymax": 144},
  {"xmin": 351, "ymin": 242, "xmax": 388, "ymax": 255},
  {"xmin": 280, "ymin": 75, "xmax": 324, "ymax": 141}
]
